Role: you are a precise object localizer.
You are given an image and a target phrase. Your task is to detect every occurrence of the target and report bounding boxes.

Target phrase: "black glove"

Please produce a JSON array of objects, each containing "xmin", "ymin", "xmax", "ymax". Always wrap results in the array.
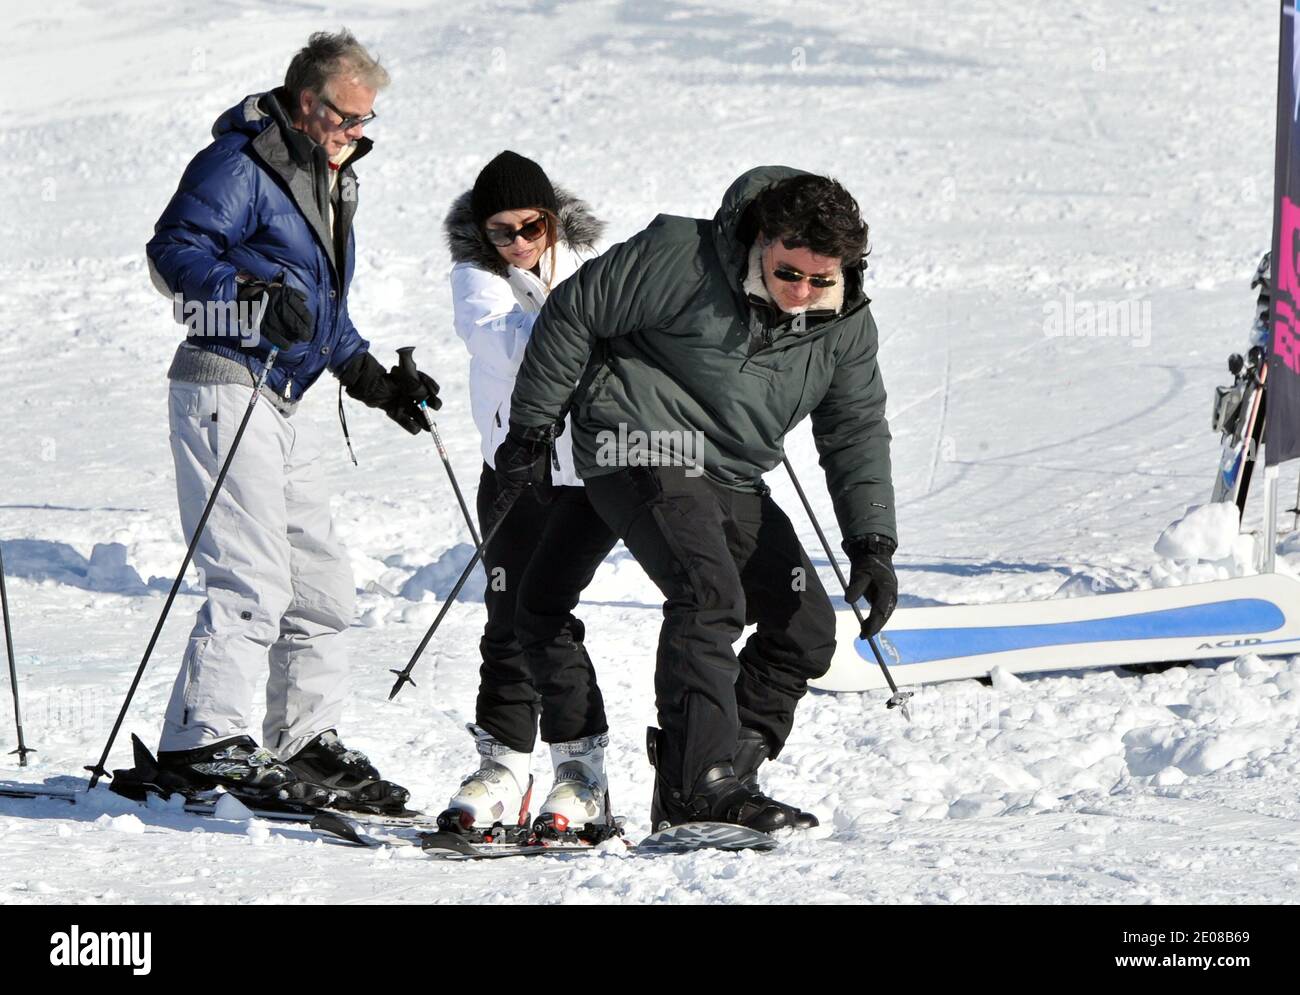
[
  {"xmin": 338, "ymin": 351, "xmax": 433, "ymax": 435},
  {"xmin": 843, "ymin": 533, "xmax": 898, "ymax": 638},
  {"xmin": 237, "ymin": 278, "xmax": 313, "ymax": 351},
  {"xmin": 489, "ymin": 423, "xmax": 557, "ymax": 523}
]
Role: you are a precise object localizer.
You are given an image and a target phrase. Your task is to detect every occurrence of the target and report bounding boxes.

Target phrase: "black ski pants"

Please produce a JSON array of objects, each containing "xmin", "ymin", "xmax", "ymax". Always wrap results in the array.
[
  {"xmin": 475, "ymin": 464, "xmax": 617, "ymax": 752},
  {"xmin": 583, "ymin": 465, "xmax": 837, "ymax": 796}
]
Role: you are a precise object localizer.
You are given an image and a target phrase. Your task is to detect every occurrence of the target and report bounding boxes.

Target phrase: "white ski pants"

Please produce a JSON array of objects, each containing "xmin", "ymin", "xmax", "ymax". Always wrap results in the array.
[{"xmin": 159, "ymin": 380, "xmax": 355, "ymax": 759}]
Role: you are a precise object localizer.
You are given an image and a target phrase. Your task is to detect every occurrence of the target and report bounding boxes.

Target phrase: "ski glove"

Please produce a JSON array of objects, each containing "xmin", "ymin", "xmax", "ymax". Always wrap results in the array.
[
  {"xmin": 843, "ymin": 533, "xmax": 898, "ymax": 638},
  {"xmin": 236, "ymin": 278, "xmax": 313, "ymax": 351},
  {"xmin": 489, "ymin": 423, "xmax": 558, "ymax": 524},
  {"xmin": 338, "ymin": 352, "xmax": 441, "ymax": 435}
]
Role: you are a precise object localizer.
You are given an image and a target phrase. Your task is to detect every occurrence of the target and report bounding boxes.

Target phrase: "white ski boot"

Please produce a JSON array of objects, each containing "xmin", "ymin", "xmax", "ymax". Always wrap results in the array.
[
  {"xmin": 533, "ymin": 733, "xmax": 620, "ymax": 843},
  {"xmin": 436, "ymin": 724, "xmax": 533, "ymax": 841}
]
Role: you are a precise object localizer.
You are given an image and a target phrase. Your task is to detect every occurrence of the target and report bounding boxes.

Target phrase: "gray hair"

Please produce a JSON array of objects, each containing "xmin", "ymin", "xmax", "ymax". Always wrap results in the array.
[{"xmin": 284, "ymin": 29, "xmax": 390, "ymax": 105}]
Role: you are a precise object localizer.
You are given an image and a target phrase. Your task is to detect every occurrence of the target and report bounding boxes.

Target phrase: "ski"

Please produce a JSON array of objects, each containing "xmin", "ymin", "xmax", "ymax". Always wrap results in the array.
[
  {"xmin": 0, "ymin": 782, "xmax": 430, "ymax": 832},
  {"xmin": 1211, "ymin": 255, "xmax": 1274, "ymax": 515},
  {"xmin": 5, "ymin": 783, "xmax": 779, "ymax": 857},
  {"xmin": 636, "ymin": 821, "xmax": 778, "ymax": 853},
  {"xmin": 311, "ymin": 812, "xmax": 621, "ymax": 856},
  {"xmin": 312, "ymin": 815, "xmax": 777, "ymax": 858},
  {"xmin": 420, "ymin": 829, "xmax": 612, "ymax": 858},
  {"xmin": 1211, "ymin": 346, "xmax": 1268, "ymax": 513}
]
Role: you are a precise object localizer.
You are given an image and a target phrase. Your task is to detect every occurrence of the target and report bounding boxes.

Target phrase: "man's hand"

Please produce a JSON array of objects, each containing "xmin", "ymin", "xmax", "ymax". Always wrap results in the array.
[
  {"xmin": 237, "ymin": 279, "xmax": 313, "ymax": 350},
  {"xmin": 843, "ymin": 533, "xmax": 898, "ymax": 638},
  {"xmin": 489, "ymin": 424, "xmax": 556, "ymax": 524},
  {"xmin": 338, "ymin": 351, "xmax": 440, "ymax": 435}
]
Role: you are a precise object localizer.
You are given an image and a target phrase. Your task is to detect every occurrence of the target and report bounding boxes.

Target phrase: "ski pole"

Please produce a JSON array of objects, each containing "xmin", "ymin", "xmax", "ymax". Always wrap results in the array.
[
  {"xmin": 781, "ymin": 456, "xmax": 912, "ymax": 719},
  {"xmin": 1, "ymin": 545, "xmax": 34, "ymax": 766},
  {"xmin": 388, "ymin": 488, "xmax": 520, "ymax": 701},
  {"xmin": 87, "ymin": 343, "xmax": 280, "ymax": 788},
  {"xmin": 395, "ymin": 346, "xmax": 482, "ymax": 548}
]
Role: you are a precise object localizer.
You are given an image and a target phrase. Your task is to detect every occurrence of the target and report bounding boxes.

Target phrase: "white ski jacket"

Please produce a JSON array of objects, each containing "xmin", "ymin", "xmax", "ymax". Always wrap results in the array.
[{"xmin": 445, "ymin": 187, "xmax": 605, "ymax": 487}]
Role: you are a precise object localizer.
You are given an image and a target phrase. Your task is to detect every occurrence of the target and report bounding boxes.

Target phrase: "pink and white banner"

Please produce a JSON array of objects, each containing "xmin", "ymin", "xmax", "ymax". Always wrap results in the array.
[{"xmin": 1268, "ymin": 0, "xmax": 1300, "ymax": 465}]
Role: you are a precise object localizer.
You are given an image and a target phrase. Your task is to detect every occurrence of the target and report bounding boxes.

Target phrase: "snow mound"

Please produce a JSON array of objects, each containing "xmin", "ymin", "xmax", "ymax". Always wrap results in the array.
[
  {"xmin": 94, "ymin": 813, "xmax": 145, "ymax": 834},
  {"xmin": 86, "ymin": 542, "xmax": 147, "ymax": 593},
  {"xmin": 1150, "ymin": 503, "xmax": 1256, "ymax": 586},
  {"xmin": 1154, "ymin": 503, "xmax": 1240, "ymax": 561},
  {"xmin": 1053, "ymin": 572, "xmax": 1124, "ymax": 598},
  {"xmin": 212, "ymin": 794, "xmax": 253, "ymax": 821},
  {"xmin": 399, "ymin": 543, "xmax": 486, "ymax": 602}
]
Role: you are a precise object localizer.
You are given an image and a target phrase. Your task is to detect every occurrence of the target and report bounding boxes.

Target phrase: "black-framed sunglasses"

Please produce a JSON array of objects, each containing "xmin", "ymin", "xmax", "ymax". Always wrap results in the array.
[
  {"xmin": 318, "ymin": 95, "xmax": 377, "ymax": 131},
  {"xmin": 772, "ymin": 265, "xmax": 838, "ymax": 289},
  {"xmin": 485, "ymin": 215, "xmax": 549, "ymax": 247}
]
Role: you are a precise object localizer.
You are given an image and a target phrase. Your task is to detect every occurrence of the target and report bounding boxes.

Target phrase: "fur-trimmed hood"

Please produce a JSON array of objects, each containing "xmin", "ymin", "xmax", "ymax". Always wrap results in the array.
[{"xmin": 444, "ymin": 184, "xmax": 606, "ymax": 276}]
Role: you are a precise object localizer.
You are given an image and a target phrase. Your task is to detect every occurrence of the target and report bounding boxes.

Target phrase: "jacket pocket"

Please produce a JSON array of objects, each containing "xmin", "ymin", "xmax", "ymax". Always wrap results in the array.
[
  {"xmin": 205, "ymin": 387, "xmax": 222, "ymax": 462},
  {"xmin": 487, "ymin": 401, "xmax": 506, "ymax": 457}
]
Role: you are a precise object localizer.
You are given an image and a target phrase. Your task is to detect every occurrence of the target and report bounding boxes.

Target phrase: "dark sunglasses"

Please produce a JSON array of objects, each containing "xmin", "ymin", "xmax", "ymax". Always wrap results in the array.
[
  {"xmin": 485, "ymin": 215, "xmax": 549, "ymax": 247},
  {"xmin": 319, "ymin": 95, "xmax": 377, "ymax": 131},
  {"xmin": 772, "ymin": 265, "xmax": 838, "ymax": 289}
]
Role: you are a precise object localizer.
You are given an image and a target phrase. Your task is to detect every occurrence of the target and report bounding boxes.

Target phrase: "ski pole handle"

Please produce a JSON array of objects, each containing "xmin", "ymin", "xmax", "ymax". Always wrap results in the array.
[
  {"xmin": 397, "ymin": 345, "xmax": 438, "ymax": 429},
  {"xmin": 396, "ymin": 344, "xmax": 420, "ymax": 382},
  {"xmin": 396, "ymin": 345, "xmax": 435, "ymax": 406}
]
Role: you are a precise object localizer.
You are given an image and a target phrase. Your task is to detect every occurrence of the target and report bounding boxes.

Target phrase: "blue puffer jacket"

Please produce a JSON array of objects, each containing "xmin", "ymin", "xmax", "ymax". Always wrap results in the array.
[{"xmin": 147, "ymin": 88, "xmax": 370, "ymax": 401}]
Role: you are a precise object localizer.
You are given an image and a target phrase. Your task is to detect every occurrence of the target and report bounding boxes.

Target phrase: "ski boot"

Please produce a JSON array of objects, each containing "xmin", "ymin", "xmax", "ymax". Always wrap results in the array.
[
  {"xmin": 116, "ymin": 734, "xmax": 333, "ymax": 809},
  {"xmin": 646, "ymin": 726, "xmax": 789, "ymax": 834},
  {"xmin": 734, "ymin": 727, "xmax": 819, "ymax": 829},
  {"xmin": 532, "ymin": 732, "xmax": 622, "ymax": 845},
  {"xmin": 435, "ymin": 724, "xmax": 533, "ymax": 843},
  {"xmin": 284, "ymin": 730, "xmax": 411, "ymax": 815}
]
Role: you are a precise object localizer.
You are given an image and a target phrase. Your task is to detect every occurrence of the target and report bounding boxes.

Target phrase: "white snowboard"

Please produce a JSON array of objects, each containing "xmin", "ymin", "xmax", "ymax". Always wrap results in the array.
[{"xmin": 814, "ymin": 573, "xmax": 1300, "ymax": 693}]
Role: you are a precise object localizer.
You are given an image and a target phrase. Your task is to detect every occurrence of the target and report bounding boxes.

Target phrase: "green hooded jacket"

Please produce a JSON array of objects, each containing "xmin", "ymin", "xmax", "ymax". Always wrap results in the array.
[{"xmin": 508, "ymin": 165, "xmax": 897, "ymax": 544}]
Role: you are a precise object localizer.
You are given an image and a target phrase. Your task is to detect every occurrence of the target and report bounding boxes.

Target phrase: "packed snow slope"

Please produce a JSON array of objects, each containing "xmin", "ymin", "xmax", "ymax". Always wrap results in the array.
[{"xmin": 3, "ymin": 0, "xmax": 1300, "ymax": 903}]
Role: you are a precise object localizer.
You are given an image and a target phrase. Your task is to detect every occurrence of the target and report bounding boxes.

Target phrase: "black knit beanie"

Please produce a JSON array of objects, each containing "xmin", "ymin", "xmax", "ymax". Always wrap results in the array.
[{"xmin": 471, "ymin": 151, "xmax": 559, "ymax": 227}]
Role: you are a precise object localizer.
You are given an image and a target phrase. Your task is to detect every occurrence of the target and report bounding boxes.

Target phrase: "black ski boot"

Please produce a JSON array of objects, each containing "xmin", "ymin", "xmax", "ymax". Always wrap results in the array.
[
  {"xmin": 646, "ymin": 726, "xmax": 789, "ymax": 834},
  {"xmin": 734, "ymin": 727, "xmax": 819, "ymax": 829},
  {"xmin": 285, "ymin": 730, "xmax": 411, "ymax": 815},
  {"xmin": 128, "ymin": 734, "xmax": 332, "ymax": 808}
]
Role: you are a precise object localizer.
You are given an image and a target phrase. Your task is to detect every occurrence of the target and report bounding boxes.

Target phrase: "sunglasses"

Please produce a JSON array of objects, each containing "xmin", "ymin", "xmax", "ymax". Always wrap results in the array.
[
  {"xmin": 318, "ymin": 95, "xmax": 377, "ymax": 131},
  {"xmin": 485, "ymin": 215, "xmax": 549, "ymax": 247},
  {"xmin": 771, "ymin": 265, "xmax": 838, "ymax": 289}
]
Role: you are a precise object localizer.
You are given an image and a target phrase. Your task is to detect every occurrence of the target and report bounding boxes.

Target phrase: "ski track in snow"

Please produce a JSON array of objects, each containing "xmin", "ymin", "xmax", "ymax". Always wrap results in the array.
[{"xmin": 3, "ymin": 0, "xmax": 1300, "ymax": 903}]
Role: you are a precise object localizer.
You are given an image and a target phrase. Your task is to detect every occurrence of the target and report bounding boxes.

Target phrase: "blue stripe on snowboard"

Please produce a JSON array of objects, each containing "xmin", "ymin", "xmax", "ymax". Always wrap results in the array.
[{"xmin": 859, "ymin": 599, "xmax": 1286, "ymax": 666}]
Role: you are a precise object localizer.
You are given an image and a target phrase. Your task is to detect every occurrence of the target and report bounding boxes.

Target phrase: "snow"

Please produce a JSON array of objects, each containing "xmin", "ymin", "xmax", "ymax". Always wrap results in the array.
[
  {"xmin": 1150, "ymin": 502, "xmax": 1262, "ymax": 585},
  {"xmin": 1154, "ymin": 503, "xmax": 1243, "ymax": 563},
  {"xmin": 211, "ymin": 794, "xmax": 254, "ymax": 822},
  {"xmin": 3, "ymin": 0, "xmax": 1300, "ymax": 904}
]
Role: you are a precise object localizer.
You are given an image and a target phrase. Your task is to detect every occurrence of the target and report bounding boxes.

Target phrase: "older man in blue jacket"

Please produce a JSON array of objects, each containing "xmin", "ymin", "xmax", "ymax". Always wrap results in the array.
[{"xmin": 144, "ymin": 30, "xmax": 436, "ymax": 811}]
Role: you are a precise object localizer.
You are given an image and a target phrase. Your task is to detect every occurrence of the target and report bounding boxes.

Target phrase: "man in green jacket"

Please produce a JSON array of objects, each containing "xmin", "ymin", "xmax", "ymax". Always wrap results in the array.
[{"xmin": 495, "ymin": 166, "xmax": 898, "ymax": 832}]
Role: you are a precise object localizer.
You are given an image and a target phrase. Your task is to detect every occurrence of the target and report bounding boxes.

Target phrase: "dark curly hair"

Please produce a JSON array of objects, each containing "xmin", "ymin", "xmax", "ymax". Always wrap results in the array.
[{"xmin": 750, "ymin": 174, "xmax": 869, "ymax": 264}]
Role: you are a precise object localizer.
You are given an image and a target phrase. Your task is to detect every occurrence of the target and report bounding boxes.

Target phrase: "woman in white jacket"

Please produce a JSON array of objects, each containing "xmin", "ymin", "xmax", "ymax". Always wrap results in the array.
[{"xmin": 439, "ymin": 151, "xmax": 618, "ymax": 841}]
